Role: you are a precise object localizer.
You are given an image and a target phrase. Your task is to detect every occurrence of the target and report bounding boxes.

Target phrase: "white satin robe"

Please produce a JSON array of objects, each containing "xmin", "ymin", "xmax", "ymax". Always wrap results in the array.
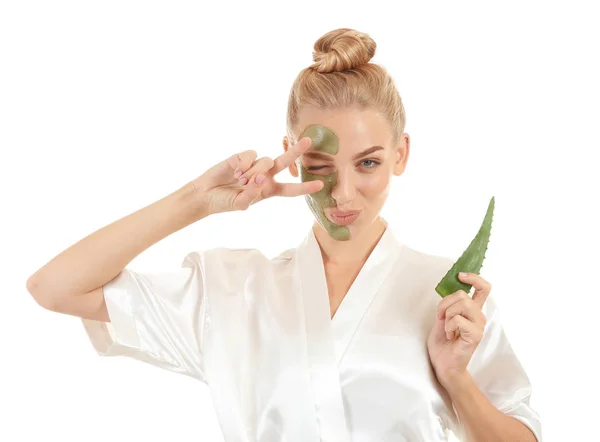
[{"xmin": 82, "ymin": 223, "xmax": 542, "ymax": 441}]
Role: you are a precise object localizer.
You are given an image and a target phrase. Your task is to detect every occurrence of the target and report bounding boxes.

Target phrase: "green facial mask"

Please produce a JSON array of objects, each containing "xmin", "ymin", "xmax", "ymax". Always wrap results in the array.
[{"xmin": 299, "ymin": 124, "xmax": 351, "ymax": 241}]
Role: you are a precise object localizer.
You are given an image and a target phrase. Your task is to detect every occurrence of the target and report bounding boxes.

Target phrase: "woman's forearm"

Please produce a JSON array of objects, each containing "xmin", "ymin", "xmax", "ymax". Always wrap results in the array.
[
  {"xmin": 442, "ymin": 373, "xmax": 537, "ymax": 442},
  {"xmin": 26, "ymin": 183, "xmax": 205, "ymax": 304}
]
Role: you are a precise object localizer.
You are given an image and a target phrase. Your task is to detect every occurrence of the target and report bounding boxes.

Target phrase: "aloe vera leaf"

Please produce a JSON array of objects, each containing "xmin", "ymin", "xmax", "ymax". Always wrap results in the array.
[{"xmin": 435, "ymin": 196, "xmax": 495, "ymax": 298}]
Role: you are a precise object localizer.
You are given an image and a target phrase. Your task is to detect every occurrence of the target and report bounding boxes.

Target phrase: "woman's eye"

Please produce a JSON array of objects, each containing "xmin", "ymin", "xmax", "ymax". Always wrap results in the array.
[
  {"xmin": 361, "ymin": 159, "xmax": 381, "ymax": 168},
  {"xmin": 305, "ymin": 160, "xmax": 380, "ymax": 172}
]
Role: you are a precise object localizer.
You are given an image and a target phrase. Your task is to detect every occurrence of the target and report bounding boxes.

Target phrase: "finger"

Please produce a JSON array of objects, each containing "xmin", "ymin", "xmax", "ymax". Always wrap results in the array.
[
  {"xmin": 444, "ymin": 299, "xmax": 487, "ymax": 327},
  {"xmin": 458, "ymin": 272, "xmax": 492, "ymax": 308},
  {"xmin": 446, "ymin": 315, "xmax": 483, "ymax": 343},
  {"xmin": 437, "ymin": 290, "xmax": 470, "ymax": 320},
  {"xmin": 271, "ymin": 137, "xmax": 312, "ymax": 175},
  {"xmin": 444, "ymin": 299, "xmax": 477, "ymax": 323},
  {"xmin": 444, "ymin": 316, "xmax": 483, "ymax": 343},
  {"xmin": 232, "ymin": 174, "xmax": 265, "ymax": 210},
  {"xmin": 204, "ymin": 150, "xmax": 257, "ymax": 187},
  {"xmin": 237, "ymin": 157, "xmax": 275, "ymax": 185},
  {"xmin": 445, "ymin": 315, "xmax": 468, "ymax": 341},
  {"xmin": 272, "ymin": 179, "xmax": 324, "ymax": 198},
  {"xmin": 228, "ymin": 150, "xmax": 258, "ymax": 176}
]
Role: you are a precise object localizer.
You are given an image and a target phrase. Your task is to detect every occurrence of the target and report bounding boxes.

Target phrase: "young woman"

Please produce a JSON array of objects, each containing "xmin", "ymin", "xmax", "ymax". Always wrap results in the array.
[{"xmin": 27, "ymin": 28, "xmax": 541, "ymax": 442}]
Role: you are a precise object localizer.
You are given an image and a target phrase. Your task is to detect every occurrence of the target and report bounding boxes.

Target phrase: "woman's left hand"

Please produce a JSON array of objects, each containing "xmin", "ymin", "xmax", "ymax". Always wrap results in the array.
[{"xmin": 427, "ymin": 272, "xmax": 492, "ymax": 388}]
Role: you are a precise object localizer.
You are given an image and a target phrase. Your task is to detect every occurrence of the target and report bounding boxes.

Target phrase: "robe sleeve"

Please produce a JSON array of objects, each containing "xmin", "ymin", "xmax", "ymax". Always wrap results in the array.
[
  {"xmin": 453, "ymin": 294, "xmax": 543, "ymax": 441},
  {"xmin": 80, "ymin": 251, "xmax": 207, "ymax": 382}
]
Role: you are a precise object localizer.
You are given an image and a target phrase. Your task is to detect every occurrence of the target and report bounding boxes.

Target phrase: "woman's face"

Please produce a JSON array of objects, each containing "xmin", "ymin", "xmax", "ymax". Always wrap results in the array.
[{"xmin": 285, "ymin": 106, "xmax": 410, "ymax": 241}]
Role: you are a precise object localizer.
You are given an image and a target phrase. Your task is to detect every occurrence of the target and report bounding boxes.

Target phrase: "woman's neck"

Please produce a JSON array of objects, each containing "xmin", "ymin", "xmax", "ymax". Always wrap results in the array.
[{"xmin": 313, "ymin": 217, "xmax": 387, "ymax": 266}]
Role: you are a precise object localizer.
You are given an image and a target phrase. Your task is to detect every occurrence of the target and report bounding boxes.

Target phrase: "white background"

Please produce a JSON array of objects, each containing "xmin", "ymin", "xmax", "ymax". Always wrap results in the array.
[{"xmin": 1, "ymin": 1, "xmax": 598, "ymax": 441}]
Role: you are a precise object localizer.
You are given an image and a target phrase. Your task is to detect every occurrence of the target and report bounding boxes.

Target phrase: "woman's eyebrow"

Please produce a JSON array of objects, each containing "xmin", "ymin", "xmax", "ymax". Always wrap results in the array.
[
  {"xmin": 352, "ymin": 145, "xmax": 384, "ymax": 160},
  {"xmin": 303, "ymin": 151, "xmax": 334, "ymax": 160},
  {"xmin": 303, "ymin": 145, "xmax": 384, "ymax": 161}
]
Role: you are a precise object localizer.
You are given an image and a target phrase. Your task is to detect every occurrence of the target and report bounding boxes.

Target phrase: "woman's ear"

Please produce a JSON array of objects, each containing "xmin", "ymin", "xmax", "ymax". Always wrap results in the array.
[
  {"xmin": 283, "ymin": 136, "xmax": 299, "ymax": 177},
  {"xmin": 393, "ymin": 133, "xmax": 410, "ymax": 176}
]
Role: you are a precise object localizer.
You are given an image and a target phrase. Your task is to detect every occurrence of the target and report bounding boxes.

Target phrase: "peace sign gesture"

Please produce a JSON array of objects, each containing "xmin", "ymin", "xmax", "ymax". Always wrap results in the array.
[{"xmin": 190, "ymin": 137, "xmax": 324, "ymax": 215}]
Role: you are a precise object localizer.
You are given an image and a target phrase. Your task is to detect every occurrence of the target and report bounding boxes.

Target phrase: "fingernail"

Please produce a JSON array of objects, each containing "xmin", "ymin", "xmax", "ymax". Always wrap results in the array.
[
  {"xmin": 234, "ymin": 170, "xmax": 242, "ymax": 179},
  {"xmin": 459, "ymin": 272, "xmax": 468, "ymax": 278},
  {"xmin": 255, "ymin": 174, "xmax": 265, "ymax": 184},
  {"xmin": 239, "ymin": 176, "xmax": 248, "ymax": 185}
]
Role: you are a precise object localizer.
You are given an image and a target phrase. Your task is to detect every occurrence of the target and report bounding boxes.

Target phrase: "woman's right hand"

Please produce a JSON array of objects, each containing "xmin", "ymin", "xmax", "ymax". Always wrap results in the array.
[{"xmin": 188, "ymin": 137, "xmax": 324, "ymax": 215}]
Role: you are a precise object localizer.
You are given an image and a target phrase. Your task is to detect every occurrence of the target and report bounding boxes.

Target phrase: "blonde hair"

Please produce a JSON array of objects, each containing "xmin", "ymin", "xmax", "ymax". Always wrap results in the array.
[{"xmin": 286, "ymin": 28, "xmax": 407, "ymax": 143}]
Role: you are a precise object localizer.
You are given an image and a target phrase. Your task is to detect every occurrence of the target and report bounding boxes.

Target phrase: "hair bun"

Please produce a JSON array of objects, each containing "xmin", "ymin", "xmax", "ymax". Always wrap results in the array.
[{"xmin": 310, "ymin": 28, "xmax": 376, "ymax": 73}]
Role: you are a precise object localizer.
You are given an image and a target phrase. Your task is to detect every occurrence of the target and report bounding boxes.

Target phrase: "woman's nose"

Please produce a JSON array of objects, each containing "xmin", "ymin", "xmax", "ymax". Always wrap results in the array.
[{"xmin": 331, "ymin": 168, "xmax": 356, "ymax": 206}]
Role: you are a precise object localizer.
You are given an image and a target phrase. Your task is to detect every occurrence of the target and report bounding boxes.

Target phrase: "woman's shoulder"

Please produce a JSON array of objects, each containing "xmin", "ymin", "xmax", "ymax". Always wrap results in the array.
[
  {"xmin": 179, "ymin": 245, "xmax": 298, "ymax": 270},
  {"xmin": 398, "ymin": 243, "xmax": 455, "ymax": 276},
  {"xmin": 400, "ymin": 244, "xmax": 501, "ymax": 317}
]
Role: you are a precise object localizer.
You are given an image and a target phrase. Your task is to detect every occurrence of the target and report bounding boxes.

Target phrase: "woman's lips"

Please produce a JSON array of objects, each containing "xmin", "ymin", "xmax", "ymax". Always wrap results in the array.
[{"xmin": 328, "ymin": 210, "xmax": 361, "ymax": 226}]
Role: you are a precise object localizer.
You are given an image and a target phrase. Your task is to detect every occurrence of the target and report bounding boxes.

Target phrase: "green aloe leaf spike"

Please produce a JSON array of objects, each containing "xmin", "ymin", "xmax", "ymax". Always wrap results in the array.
[{"xmin": 435, "ymin": 196, "xmax": 495, "ymax": 298}]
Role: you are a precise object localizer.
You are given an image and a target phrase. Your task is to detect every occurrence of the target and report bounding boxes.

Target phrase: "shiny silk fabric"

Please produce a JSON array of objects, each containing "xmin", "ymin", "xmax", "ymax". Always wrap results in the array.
[{"xmin": 81, "ymin": 221, "xmax": 542, "ymax": 441}]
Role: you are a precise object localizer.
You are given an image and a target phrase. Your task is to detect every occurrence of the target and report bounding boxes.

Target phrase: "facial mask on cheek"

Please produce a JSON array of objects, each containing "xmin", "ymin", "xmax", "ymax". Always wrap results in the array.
[{"xmin": 299, "ymin": 124, "xmax": 351, "ymax": 241}]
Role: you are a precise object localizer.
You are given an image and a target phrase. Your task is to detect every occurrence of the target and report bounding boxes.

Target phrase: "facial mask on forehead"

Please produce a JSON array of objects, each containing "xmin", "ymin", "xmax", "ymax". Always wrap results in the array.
[{"xmin": 299, "ymin": 124, "xmax": 351, "ymax": 241}]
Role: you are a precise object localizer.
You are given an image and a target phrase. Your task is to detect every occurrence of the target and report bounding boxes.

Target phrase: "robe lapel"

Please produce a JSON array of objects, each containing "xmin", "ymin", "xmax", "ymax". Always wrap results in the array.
[
  {"xmin": 331, "ymin": 224, "xmax": 402, "ymax": 366},
  {"xmin": 295, "ymin": 220, "xmax": 403, "ymax": 441},
  {"xmin": 296, "ymin": 229, "xmax": 351, "ymax": 442}
]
